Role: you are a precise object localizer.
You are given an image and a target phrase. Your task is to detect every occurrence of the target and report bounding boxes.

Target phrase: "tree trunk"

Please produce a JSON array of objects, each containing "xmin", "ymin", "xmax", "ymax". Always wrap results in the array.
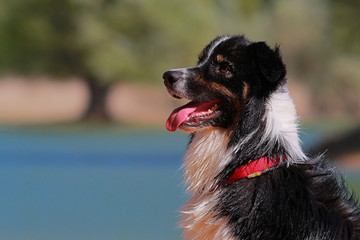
[{"xmin": 82, "ymin": 75, "xmax": 110, "ymax": 121}]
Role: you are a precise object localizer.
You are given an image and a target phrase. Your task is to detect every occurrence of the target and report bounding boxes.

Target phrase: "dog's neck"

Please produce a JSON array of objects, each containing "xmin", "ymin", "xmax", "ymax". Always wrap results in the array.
[
  {"xmin": 184, "ymin": 84, "xmax": 306, "ymax": 194},
  {"xmin": 184, "ymin": 128, "xmax": 233, "ymax": 194},
  {"xmin": 260, "ymin": 84, "xmax": 307, "ymax": 162}
]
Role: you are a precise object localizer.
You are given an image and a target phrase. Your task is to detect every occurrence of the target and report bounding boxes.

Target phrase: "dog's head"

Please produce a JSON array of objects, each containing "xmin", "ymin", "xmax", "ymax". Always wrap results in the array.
[{"xmin": 163, "ymin": 35, "xmax": 286, "ymax": 132}]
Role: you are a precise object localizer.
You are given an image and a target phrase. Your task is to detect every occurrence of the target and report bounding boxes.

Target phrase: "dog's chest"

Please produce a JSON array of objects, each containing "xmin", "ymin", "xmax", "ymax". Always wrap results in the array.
[
  {"xmin": 183, "ymin": 129, "xmax": 233, "ymax": 194},
  {"xmin": 181, "ymin": 129, "xmax": 234, "ymax": 240},
  {"xmin": 180, "ymin": 192, "xmax": 233, "ymax": 240}
]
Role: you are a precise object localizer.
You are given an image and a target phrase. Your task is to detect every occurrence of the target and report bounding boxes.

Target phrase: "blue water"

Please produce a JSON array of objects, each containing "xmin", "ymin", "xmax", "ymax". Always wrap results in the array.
[
  {"xmin": 0, "ymin": 126, "xmax": 357, "ymax": 240},
  {"xmin": 0, "ymin": 127, "xmax": 188, "ymax": 240}
]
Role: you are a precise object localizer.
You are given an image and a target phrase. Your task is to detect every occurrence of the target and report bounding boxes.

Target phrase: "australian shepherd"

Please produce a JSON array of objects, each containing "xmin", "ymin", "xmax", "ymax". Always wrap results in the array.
[{"xmin": 163, "ymin": 35, "xmax": 360, "ymax": 240}]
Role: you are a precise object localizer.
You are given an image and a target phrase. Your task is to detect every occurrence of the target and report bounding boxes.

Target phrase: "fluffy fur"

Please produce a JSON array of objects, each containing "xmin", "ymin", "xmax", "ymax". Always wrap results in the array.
[{"xmin": 163, "ymin": 35, "xmax": 360, "ymax": 240}]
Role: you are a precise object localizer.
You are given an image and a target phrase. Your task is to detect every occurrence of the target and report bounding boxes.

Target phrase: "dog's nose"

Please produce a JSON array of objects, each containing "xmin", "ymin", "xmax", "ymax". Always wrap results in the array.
[{"xmin": 163, "ymin": 70, "xmax": 182, "ymax": 84}]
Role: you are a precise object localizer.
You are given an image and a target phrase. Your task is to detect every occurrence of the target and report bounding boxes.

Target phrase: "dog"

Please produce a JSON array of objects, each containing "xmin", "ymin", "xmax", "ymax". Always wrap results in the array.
[{"xmin": 163, "ymin": 35, "xmax": 360, "ymax": 240}]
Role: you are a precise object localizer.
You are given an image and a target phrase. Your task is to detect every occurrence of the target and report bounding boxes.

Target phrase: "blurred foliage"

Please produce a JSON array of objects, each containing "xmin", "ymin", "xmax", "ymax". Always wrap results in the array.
[
  {"xmin": 0, "ymin": 0, "xmax": 83, "ymax": 74},
  {"xmin": 0, "ymin": 0, "xmax": 359, "ymax": 100}
]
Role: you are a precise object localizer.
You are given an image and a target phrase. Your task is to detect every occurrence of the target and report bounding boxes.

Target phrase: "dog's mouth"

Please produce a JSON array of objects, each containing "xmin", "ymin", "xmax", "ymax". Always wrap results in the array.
[{"xmin": 166, "ymin": 99, "xmax": 222, "ymax": 132}]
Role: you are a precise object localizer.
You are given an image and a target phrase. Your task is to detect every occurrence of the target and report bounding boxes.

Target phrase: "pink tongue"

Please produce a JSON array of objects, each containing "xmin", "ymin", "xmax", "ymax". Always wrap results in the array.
[{"xmin": 166, "ymin": 100, "xmax": 219, "ymax": 132}]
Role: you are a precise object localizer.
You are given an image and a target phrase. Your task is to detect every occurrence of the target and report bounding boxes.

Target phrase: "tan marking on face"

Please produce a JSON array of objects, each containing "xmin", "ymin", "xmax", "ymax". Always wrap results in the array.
[
  {"xmin": 208, "ymin": 82, "xmax": 249, "ymax": 129},
  {"xmin": 209, "ymin": 82, "xmax": 234, "ymax": 99},
  {"xmin": 243, "ymin": 82, "xmax": 249, "ymax": 100},
  {"xmin": 194, "ymin": 76, "xmax": 233, "ymax": 102},
  {"xmin": 207, "ymin": 82, "xmax": 240, "ymax": 117},
  {"xmin": 216, "ymin": 54, "xmax": 225, "ymax": 62}
]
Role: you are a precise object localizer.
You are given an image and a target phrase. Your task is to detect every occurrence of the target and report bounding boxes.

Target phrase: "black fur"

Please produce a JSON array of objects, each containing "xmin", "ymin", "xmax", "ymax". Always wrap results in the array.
[
  {"xmin": 216, "ymin": 158, "xmax": 360, "ymax": 239},
  {"xmin": 163, "ymin": 35, "xmax": 360, "ymax": 239}
]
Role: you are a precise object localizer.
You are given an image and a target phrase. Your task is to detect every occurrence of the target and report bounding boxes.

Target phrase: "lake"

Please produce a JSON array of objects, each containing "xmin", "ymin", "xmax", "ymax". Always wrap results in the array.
[{"xmin": 0, "ymin": 126, "xmax": 358, "ymax": 240}]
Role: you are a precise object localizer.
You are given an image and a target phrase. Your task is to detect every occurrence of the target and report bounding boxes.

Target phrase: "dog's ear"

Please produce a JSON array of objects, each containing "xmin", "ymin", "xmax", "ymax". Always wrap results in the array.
[{"xmin": 247, "ymin": 42, "xmax": 286, "ymax": 87}]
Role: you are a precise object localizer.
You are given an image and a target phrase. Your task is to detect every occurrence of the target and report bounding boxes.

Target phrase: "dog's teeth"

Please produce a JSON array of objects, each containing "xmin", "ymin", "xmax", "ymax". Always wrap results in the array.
[{"xmin": 210, "ymin": 104, "xmax": 218, "ymax": 112}]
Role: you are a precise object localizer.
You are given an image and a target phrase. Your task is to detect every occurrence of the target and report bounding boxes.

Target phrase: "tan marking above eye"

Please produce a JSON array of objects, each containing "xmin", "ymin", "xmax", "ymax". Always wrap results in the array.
[{"xmin": 216, "ymin": 54, "xmax": 225, "ymax": 62}]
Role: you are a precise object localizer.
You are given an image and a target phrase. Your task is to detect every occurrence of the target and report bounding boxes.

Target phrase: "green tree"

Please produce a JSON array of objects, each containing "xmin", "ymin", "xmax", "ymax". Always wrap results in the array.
[{"xmin": 0, "ymin": 0, "xmax": 358, "ymax": 119}]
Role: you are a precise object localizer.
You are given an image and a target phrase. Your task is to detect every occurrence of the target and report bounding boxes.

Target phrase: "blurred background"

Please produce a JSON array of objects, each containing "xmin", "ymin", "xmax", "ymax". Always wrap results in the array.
[{"xmin": 0, "ymin": 0, "xmax": 359, "ymax": 239}]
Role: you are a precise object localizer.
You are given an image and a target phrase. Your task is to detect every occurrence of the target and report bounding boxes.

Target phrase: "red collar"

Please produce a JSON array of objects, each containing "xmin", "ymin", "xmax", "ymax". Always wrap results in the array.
[{"xmin": 226, "ymin": 156, "xmax": 285, "ymax": 184}]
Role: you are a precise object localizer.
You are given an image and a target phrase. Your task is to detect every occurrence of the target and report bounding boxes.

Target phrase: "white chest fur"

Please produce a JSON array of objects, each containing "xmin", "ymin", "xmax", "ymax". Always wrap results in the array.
[
  {"xmin": 183, "ymin": 129, "xmax": 233, "ymax": 194},
  {"xmin": 180, "ymin": 129, "xmax": 234, "ymax": 240}
]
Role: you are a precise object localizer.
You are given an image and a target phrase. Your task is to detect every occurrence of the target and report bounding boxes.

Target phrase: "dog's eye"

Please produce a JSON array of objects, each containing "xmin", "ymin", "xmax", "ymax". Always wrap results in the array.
[
  {"xmin": 220, "ymin": 68, "xmax": 229, "ymax": 73},
  {"xmin": 219, "ymin": 64, "xmax": 230, "ymax": 74}
]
